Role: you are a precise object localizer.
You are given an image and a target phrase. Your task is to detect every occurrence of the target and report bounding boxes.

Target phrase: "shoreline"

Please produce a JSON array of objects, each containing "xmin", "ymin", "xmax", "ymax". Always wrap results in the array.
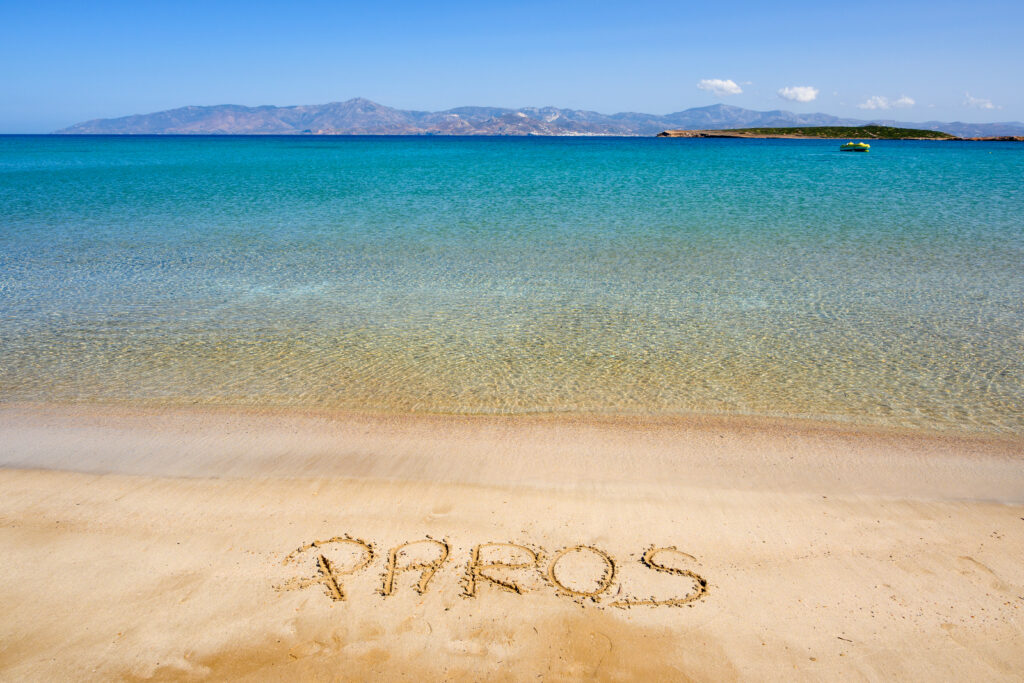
[
  {"xmin": 2, "ymin": 402, "xmax": 1021, "ymax": 499},
  {"xmin": 2, "ymin": 402, "xmax": 1022, "ymax": 679},
  {"xmin": 5, "ymin": 398, "xmax": 1022, "ymax": 444}
]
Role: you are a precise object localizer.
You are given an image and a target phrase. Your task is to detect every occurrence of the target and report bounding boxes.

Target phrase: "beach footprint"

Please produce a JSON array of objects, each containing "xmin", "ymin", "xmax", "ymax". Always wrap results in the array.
[
  {"xmin": 956, "ymin": 555, "xmax": 1013, "ymax": 593},
  {"xmin": 425, "ymin": 503, "xmax": 453, "ymax": 522}
]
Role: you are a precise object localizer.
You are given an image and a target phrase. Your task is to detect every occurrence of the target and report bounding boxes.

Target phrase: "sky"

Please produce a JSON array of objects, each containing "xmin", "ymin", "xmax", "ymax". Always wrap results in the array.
[{"xmin": 1, "ymin": 0, "xmax": 1022, "ymax": 132}]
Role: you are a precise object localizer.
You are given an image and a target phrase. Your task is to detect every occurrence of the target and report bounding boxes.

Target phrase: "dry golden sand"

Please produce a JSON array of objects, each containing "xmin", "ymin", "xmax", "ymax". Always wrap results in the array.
[{"xmin": 1, "ymin": 404, "xmax": 1022, "ymax": 681}]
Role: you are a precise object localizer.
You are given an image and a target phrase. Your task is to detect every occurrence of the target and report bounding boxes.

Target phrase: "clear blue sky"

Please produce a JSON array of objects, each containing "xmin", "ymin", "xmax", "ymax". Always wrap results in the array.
[{"xmin": 1, "ymin": 0, "xmax": 1021, "ymax": 132}]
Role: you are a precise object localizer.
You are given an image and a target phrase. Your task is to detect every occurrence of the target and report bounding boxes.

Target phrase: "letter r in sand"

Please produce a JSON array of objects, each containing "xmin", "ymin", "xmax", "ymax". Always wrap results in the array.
[{"xmin": 464, "ymin": 543, "xmax": 541, "ymax": 596}]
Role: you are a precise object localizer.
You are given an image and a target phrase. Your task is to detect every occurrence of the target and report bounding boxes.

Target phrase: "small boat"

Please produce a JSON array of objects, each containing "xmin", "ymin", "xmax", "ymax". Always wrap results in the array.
[{"xmin": 840, "ymin": 141, "xmax": 870, "ymax": 152}]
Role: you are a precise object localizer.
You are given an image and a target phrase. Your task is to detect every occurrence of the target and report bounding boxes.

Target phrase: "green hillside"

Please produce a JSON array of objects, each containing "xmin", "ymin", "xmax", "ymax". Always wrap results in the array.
[{"xmin": 722, "ymin": 124, "xmax": 955, "ymax": 139}]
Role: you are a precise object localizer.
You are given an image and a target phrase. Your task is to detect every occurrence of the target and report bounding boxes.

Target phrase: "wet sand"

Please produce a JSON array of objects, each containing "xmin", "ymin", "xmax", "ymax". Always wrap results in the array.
[{"xmin": 1, "ymin": 404, "xmax": 1022, "ymax": 680}]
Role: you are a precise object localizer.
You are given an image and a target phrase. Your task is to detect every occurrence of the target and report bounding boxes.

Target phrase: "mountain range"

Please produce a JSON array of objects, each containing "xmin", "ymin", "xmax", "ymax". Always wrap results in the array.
[{"xmin": 55, "ymin": 98, "xmax": 1024, "ymax": 138}]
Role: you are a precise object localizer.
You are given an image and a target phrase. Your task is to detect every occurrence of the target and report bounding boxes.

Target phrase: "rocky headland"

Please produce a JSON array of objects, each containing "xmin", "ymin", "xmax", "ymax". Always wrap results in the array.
[{"xmin": 658, "ymin": 126, "xmax": 1024, "ymax": 141}]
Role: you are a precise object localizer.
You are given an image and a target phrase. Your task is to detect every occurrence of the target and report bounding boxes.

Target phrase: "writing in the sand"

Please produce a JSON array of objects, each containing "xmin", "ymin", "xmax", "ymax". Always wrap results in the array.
[{"xmin": 278, "ymin": 536, "xmax": 708, "ymax": 608}]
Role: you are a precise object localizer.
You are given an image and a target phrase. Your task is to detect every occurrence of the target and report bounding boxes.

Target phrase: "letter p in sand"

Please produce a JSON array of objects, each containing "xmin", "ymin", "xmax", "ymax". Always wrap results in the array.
[{"xmin": 279, "ymin": 536, "xmax": 374, "ymax": 602}]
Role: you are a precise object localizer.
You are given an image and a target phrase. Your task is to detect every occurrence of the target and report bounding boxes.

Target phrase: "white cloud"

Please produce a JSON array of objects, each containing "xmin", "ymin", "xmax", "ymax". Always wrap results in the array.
[
  {"xmin": 963, "ymin": 92, "xmax": 997, "ymax": 110},
  {"xmin": 777, "ymin": 86, "xmax": 819, "ymax": 103},
  {"xmin": 697, "ymin": 79, "xmax": 742, "ymax": 96},
  {"xmin": 858, "ymin": 95, "xmax": 915, "ymax": 110},
  {"xmin": 858, "ymin": 96, "xmax": 888, "ymax": 110}
]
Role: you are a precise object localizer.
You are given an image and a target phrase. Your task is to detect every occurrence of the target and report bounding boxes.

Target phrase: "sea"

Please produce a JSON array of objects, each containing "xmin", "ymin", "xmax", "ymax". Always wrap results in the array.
[{"xmin": 1, "ymin": 135, "xmax": 1022, "ymax": 434}]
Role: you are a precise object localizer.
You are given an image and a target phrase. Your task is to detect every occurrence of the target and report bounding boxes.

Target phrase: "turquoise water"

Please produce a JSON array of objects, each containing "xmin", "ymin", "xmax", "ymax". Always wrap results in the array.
[{"xmin": 1, "ymin": 135, "xmax": 1022, "ymax": 433}]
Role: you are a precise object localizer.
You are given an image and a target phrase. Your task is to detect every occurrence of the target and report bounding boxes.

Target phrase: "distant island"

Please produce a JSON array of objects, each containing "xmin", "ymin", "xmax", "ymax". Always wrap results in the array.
[
  {"xmin": 53, "ymin": 98, "xmax": 1024, "ymax": 138},
  {"xmin": 657, "ymin": 125, "xmax": 958, "ymax": 140}
]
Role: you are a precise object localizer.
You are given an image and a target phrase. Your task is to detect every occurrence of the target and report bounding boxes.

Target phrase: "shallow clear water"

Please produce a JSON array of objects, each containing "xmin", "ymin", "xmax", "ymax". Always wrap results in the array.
[{"xmin": 1, "ymin": 135, "xmax": 1022, "ymax": 433}]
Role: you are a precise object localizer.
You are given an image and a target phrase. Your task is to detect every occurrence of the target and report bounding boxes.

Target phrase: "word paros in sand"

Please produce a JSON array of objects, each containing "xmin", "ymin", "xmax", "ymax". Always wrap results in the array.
[{"xmin": 279, "ymin": 536, "xmax": 709, "ymax": 609}]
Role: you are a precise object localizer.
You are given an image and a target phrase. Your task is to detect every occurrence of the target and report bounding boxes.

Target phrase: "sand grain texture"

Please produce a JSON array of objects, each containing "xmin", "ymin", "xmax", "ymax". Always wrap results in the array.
[{"xmin": 1, "ymin": 405, "xmax": 1022, "ymax": 681}]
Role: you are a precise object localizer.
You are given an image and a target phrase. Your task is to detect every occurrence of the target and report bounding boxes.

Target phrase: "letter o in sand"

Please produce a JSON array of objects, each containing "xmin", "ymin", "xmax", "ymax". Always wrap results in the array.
[{"xmin": 547, "ymin": 545, "xmax": 616, "ymax": 599}]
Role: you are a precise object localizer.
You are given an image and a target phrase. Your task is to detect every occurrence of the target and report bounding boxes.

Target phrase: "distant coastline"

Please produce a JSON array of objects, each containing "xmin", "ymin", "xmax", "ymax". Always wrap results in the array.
[{"xmin": 52, "ymin": 97, "xmax": 1024, "ymax": 138}]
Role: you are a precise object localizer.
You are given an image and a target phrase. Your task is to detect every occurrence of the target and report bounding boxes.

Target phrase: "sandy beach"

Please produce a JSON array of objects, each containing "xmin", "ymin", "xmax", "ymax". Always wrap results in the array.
[
  {"xmin": 5, "ymin": 2, "xmax": 1024, "ymax": 679},
  {"xmin": 0, "ymin": 404, "xmax": 1022, "ymax": 680}
]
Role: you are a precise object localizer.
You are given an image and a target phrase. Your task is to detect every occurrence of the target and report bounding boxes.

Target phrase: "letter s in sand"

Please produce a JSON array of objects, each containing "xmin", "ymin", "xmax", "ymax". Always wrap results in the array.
[{"xmin": 611, "ymin": 546, "xmax": 708, "ymax": 607}]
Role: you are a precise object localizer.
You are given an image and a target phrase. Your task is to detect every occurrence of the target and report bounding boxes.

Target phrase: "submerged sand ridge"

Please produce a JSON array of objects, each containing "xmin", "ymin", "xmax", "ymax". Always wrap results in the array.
[{"xmin": 0, "ymin": 405, "xmax": 1022, "ymax": 680}]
